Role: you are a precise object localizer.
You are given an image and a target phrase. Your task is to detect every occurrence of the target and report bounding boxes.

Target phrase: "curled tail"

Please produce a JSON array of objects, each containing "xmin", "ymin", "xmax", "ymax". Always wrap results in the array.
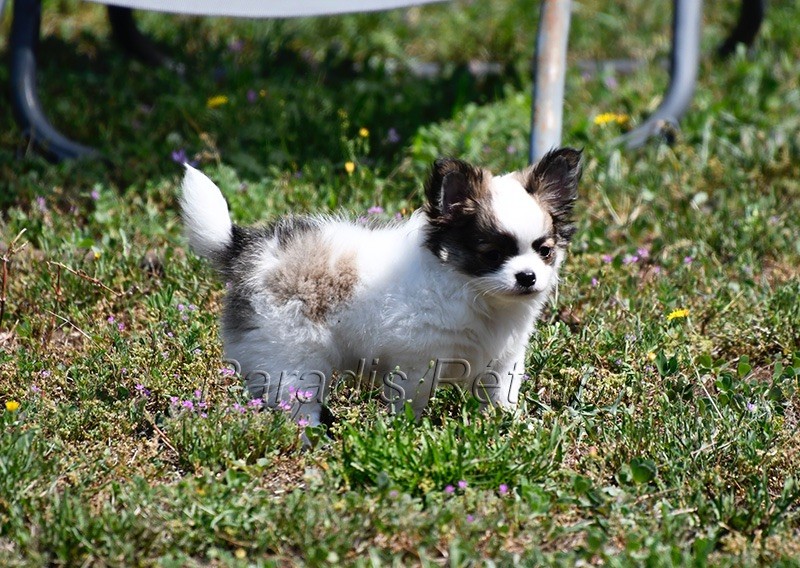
[{"xmin": 179, "ymin": 165, "xmax": 233, "ymax": 263}]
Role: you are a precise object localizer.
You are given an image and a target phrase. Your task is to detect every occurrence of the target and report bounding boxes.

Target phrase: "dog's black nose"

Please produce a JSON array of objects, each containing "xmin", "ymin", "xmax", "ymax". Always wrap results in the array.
[{"xmin": 515, "ymin": 271, "xmax": 536, "ymax": 288}]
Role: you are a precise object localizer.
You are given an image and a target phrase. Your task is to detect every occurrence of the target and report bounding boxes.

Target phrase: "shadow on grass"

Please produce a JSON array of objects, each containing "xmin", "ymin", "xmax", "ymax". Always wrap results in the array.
[{"xmin": 0, "ymin": 16, "xmax": 524, "ymax": 205}]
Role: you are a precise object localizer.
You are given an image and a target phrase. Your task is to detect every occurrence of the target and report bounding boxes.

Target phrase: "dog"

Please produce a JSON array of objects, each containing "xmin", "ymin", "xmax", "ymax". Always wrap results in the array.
[{"xmin": 180, "ymin": 148, "xmax": 581, "ymax": 427}]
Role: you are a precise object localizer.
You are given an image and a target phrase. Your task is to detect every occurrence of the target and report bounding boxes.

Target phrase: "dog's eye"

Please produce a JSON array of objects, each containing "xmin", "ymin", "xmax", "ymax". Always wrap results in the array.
[
  {"xmin": 537, "ymin": 245, "xmax": 552, "ymax": 259},
  {"xmin": 483, "ymin": 249, "xmax": 504, "ymax": 265}
]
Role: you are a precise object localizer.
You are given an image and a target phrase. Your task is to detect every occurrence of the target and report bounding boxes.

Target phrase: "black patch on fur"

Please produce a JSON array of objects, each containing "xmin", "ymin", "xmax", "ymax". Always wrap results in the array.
[
  {"xmin": 422, "ymin": 158, "xmax": 520, "ymax": 277},
  {"xmin": 454, "ymin": 224, "xmax": 519, "ymax": 276},
  {"xmin": 524, "ymin": 148, "xmax": 582, "ymax": 243},
  {"xmin": 423, "ymin": 158, "xmax": 487, "ymax": 222},
  {"xmin": 270, "ymin": 216, "xmax": 319, "ymax": 248},
  {"xmin": 221, "ymin": 287, "xmax": 260, "ymax": 335},
  {"xmin": 217, "ymin": 216, "xmax": 322, "ymax": 334},
  {"xmin": 219, "ymin": 216, "xmax": 319, "ymax": 276}
]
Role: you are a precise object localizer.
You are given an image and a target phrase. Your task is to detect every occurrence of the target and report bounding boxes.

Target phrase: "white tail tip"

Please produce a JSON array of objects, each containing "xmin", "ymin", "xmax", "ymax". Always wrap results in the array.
[{"xmin": 179, "ymin": 164, "xmax": 233, "ymax": 259}]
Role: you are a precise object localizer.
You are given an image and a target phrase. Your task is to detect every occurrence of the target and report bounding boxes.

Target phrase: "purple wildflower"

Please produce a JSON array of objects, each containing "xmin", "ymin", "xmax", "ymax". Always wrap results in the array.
[
  {"xmin": 167, "ymin": 331, "xmax": 174, "ymax": 338},
  {"xmin": 622, "ymin": 254, "xmax": 639, "ymax": 265},
  {"xmin": 188, "ymin": 304, "xmax": 197, "ymax": 311},
  {"xmin": 39, "ymin": 370, "xmax": 51, "ymax": 378},
  {"xmin": 746, "ymin": 402, "xmax": 757, "ymax": 412},
  {"xmin": 278, "ymin": 400, "xmax": 292, "ymax": 412},
  {"xmin": 117, "ymin": 322, "xmax": 125, "ymax": 332},
  {"xmin": 220, "ymin": 367, "xmax": 235, "ymax": 377},
  {"xmin": 506, "ymin": 144, "xmax": 517, "ymax": 155},
  {"xmin": 683, "ymin": 256, "xmax": 694, "ymax": 265},
  {"xmin": 296, "ymin": 390, "xmax": 315, "ymax": 403},
  {"xmin": 386, "ymin": 128, "xmax": 401, "ymax": 144},
  {"xmin": 247, "ymin": 89, "xmax": 257, "ymax": 103},
  {"xmin": 228, "ymin": 38, "xmax": 244, "ymax": 53},
  {"xmin": 181, "ymin": 400, "xmax": 194, "ymax": 411},
  {"xmin": 248, "ymin": 398, "xmax": 263, "ymax": 409},
  {"xmin": 444, "ymin": 485, "xmax": 455, "ymax": 494},
  {"xmin": 171, "ymin": 149, "xmax": 188, "ymax": 164},
  {"xmin": 232, "ymin": 403, "xmax": 246, "ymax": 414},
  {"xmin": 31, "ymin": 385, "xmax": 42, "ymax": 394},
  {"xmin": 90, "ymin": 189, "xmax": 100, "ymax": 201},
  {"xmin": 297, "ymin": 417, "xmax": 310, "ymax": 428},
  {"xmin": 591, "ymin": 277, "xmax": 599, "ymax": 287},
  {"xmin": 177, "ymin": 303, "xmax": 185, "ymax": 312},
  {"xmin": 367, "ymin": 206, "xmax": 384, "ymax": 215},
  {"xmin": 499, "ymin": 484, "xmax": 509, "ymax": 495},
  {"xmin": 466, "ymin": 514, "xmax": 475, "ymax": 523},
  {"xmin": 601, "ymin": 254, "xmax": 613, "ymax": 263},
  {"xmin": 193, "ymin": 389, "xmax": 203, "ymax": 399},
  {"xmin": 637, "ymin": 247, "xmax": 650, "ymax": 259},
  {"xmin": 458, "ymin": 480, "xmax": 468, "ymax": 490},
  {"xmin": 170, "ymin": 396, "xmax": 180, "ymax": 406},
  {"xmin": 36, "ymin": 196, "xmax": 47, "ymax": 213},
  {"xmin": 603, "ymin": 75, "xmax": 619, "ymax": 90},
  {"xmin": 107, "ymin": 316, "xmax": 115, "ymax": 324}
]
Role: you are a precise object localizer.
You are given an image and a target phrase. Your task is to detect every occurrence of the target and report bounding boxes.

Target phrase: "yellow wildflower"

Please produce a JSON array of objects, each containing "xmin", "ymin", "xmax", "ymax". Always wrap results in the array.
[
  {"xmin": 234, "ymin": 549, "xmax": 247, "ymax": 559},
  {"xmin": 5, "ymin": 400, "xmax": 20, "ymax": 412},
  {"xmin": 206, "ymin": 95, "xmax": 229, "ymax": 109},
  {"xmin": 358, "ymin": 127, "xmax": 369, "ymax": 138},
  {"xmin": 344, "ymin": 161, "xmax": 356, "ymax": 174},
  {"xmin": 259, "ymin": 89, "xmax": 267, "ymax": 98},
  {"xmin": 666, "ymin": 308, "xmax": 690, "ymax": 321},
  {"xmin": 594, "ymin": 112, "xmax": 629, "ymax": 126},
  {"xmin": 647, "ymin": 352, "xmax": 656, "ymax": 361}
]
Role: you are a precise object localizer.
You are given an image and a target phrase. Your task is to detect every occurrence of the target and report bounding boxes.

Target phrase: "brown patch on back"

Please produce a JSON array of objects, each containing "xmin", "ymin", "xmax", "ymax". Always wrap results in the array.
[{"xmin": 265, "ymin": 235, "xmax": 359, "ymax": 323}]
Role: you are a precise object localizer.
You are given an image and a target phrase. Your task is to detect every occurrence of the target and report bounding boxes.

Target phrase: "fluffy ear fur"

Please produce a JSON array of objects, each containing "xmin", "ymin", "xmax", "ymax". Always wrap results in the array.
[
  {"xmin": 424, "ymin": 158, "xmax": 486, "ymax": 222},
  {"xmin": 524, "ymin": 148, "xmax": 582, "ymax": 239}
]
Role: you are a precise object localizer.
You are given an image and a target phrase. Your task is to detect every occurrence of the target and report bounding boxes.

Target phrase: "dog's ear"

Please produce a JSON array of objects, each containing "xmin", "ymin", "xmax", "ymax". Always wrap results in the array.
[
  {"xmin": 424, "ymin": 158, "xmax": 485, "ymax": 220},
  {"xmin": 525, "ymin": 147, "xmax": 582, "ymax": 223}
]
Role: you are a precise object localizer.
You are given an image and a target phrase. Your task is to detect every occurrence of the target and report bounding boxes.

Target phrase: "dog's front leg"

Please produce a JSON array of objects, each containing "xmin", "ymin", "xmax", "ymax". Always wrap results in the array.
[{"xmin": 474, "ymin": 358, "xmax": 526, "ymax": 411}]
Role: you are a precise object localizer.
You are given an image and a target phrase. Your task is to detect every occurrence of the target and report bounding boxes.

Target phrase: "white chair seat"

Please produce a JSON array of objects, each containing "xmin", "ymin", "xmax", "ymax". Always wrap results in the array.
[{"xmin": 83, "ymin": 0, "xmax": 444, "ymax": 18}]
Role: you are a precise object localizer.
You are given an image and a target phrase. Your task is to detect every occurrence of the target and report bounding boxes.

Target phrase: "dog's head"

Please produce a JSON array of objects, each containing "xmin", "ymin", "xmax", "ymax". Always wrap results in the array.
[{"xmin": 423, "ymin": 147, "xmax": 581, "ymax": 300}]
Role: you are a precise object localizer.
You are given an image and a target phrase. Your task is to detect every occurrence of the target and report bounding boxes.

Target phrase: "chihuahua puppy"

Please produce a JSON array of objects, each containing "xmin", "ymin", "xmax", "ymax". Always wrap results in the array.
[{"xmin": 180, "ymin": 148, "xmax": 581, "ymax": 426}]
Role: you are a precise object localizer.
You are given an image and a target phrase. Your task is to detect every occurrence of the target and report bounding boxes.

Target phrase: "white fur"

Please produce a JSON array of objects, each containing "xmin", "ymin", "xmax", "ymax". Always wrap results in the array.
[
  {"xmin": 179, "ymin": 165, "xmax": 233, "ymax": 258},
  {"xmin": 180, "ymin": 165, "xmax": 571, "ymax": 428}
]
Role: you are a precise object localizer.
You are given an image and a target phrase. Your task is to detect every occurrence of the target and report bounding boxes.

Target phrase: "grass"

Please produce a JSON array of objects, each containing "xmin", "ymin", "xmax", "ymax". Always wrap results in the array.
[{"xmin": 1, "ymin": 0, "xmax": 799, "ymax": 564}]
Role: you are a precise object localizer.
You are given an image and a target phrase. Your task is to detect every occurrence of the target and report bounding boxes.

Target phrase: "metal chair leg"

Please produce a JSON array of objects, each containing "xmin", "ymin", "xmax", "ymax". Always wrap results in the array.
[
  {"xmin": 718, "ymin": 0, "xmax": 765, "ymax": 57},
  {"xmin": 10, "ymin": 0, "xmax": 98, "ymax": 161},
  {"xmin": 615, "ymin": 0, "xmax": 703, "ymax": 149},
  {"xmin": 108, "ymin": 6, "xmax": 174, "ymax": 68},
  {"xmin": 529, "ymin": 0, "xmax": 572, "ymax": 165}
]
